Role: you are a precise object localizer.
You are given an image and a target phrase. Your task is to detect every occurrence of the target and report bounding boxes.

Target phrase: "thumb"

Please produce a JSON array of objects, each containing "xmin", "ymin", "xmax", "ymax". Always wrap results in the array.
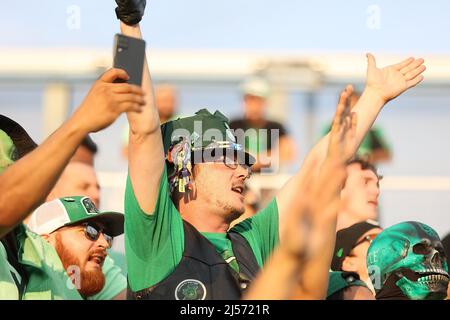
[
  {"xmin": 366, "ymin": 53, "xmax": 377, "ymax": 70},
  {"xmin": 100, "ymin": 68, "xmax": 130, "ymax": 83}
]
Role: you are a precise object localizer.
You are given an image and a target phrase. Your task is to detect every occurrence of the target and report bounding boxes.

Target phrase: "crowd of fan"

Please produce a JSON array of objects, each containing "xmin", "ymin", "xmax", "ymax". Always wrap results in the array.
[{"xmin": 1, "ymin": 0, "xmax": 449, "ymax": 300}]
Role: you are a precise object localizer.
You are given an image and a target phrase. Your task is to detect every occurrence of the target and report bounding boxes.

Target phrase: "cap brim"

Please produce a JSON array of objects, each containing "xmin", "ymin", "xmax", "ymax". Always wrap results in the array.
[
  {"xmin": 331, "ymin": 221, "xmax": 381, "ymax": 270},
  {"xmin": 0, "ymin": 115, "xmax": 37, "ymax": 158},
  {"xmin": 66, "ymin": 212, "xmax": 124, "ymax": 237}
]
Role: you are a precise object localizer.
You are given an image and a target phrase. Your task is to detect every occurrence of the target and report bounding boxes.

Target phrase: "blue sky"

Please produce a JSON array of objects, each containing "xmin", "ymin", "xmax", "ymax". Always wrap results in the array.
[{"xmin": 1, "ymin": 0, "xmax": 450, "ymax": 53}]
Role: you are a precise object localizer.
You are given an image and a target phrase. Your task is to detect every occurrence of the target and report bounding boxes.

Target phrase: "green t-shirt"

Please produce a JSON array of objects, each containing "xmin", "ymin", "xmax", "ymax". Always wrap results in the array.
[
  {"xmin": 321, "ymin": 124, "xmax": 390, "ymax": 156},
  {"xmin": 0, "ymin": 225, "xmax": 83, "ymax": 300},
  {"xmin": 125, "ymin": 165, "xmax": 279, "ymax": 292},
  {"xmin": 0, "ymin": 241, "xmax": 21, "ymax": 299}
]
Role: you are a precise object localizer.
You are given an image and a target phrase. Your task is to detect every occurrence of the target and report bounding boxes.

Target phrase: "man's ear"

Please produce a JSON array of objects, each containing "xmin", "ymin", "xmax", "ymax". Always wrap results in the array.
[{"xmin": 342, "ymin": 256, "xmax": 358, "ymax": 273}]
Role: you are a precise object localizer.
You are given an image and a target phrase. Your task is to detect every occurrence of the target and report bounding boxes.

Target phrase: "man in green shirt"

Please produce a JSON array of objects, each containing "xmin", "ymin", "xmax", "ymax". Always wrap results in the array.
[
  {"xmin": 118, "ymin": 0, "xmax": 426, "ymax": 300},
  {"xmin": 0, "ymin": 67, "xmax": 145, "ymax": 299},
  {"xmin": 26, "ymin": 196, "xmax": 124, "ymax": 299}
]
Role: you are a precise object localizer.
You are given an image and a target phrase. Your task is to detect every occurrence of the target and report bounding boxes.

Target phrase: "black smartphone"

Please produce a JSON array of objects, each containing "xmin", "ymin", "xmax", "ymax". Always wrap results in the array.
[{"xmin": 113, "ymin": 33, "xmax": 146, "ymax": 86}]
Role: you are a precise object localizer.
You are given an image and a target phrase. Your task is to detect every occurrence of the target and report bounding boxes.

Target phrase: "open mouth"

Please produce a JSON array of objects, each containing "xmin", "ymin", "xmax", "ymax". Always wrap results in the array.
[
  {"xmin": 231, "ymin": 186, "xmax": 244, "ymax": 195},
  {"xmin": 88, "ymin": 254, "xmax": 105, "ymax": 267}
]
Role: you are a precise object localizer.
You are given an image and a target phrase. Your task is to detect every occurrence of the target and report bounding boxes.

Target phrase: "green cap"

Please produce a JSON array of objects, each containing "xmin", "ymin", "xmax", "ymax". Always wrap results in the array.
[
  {"xmin": 26, "ymin": 196, "xmax": 124, "ymax": 237},
  {"xmin": 161, "ymin": 108, "xmax": 255, "ymax": 165},
  {"xmin": 160, "ymin": 109, "xmax": 256, "ymax": 193},
  {"xmin": 327, "ymin": 271, "xmax": 368, "ymax": 298},
  {"xmin": 162, "ymin": 109, "xmax": 234, "ymax": 150}
]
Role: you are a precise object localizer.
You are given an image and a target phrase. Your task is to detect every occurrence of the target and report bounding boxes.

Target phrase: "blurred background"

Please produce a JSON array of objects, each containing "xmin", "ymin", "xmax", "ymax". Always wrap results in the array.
[{"xmin": 1, "ymin": 0, "xmax": 450, "ymax": 253}]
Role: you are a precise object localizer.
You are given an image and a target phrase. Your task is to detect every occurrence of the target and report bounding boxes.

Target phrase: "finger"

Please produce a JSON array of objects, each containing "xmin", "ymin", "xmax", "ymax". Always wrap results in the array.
[
  {"xmin": 332, "ymin": 90, "xmax": 349, "ymax": 128},
  {"xmin": 404, "ymin": 64, "xmax": 426, "ymax": 81},
  {"xmin": 343, "ymin": 85, "xmax": 353, "ymax": 116},
  {"xmin": 406, "ymin": 75, "xmax": 425, "ymax": 89},
  {"xmin": 399, "ymin": 58, "xmax": 425, "ymax": 75},
  {"xmin": 116, "ymin": 93, "xmax": 146, "ymax": 105},
  {"xmin": 343, "ymin": 112, "xmax": 356, "ymax": 145},
  {"xmin": 112, "ymin": 83, "xmax": 145, "ymax": 95},
  {"xmin": 392, "ymin": 57, "xmax": 415, "ymax": 71},
  {"xmin": 100, "ymin": 68, "xmax": 130, "ymax": 83},
  {"xmin": 366, "ymin": 53, "xmax": 377, "ymax": 69},
  {"xmin": 345, "ymin": 84, "xmax": 354, "ymax": 96},
  {"xmin": 350, "ymin": 112, "xmax": 357, "ymax": 136}
]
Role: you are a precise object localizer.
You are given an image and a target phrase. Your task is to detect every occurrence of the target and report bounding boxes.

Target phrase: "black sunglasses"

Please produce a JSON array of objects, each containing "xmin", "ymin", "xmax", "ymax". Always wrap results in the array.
[{"xmin": 82, "ymin": 223, "xmax": 114, "ymax": 248}]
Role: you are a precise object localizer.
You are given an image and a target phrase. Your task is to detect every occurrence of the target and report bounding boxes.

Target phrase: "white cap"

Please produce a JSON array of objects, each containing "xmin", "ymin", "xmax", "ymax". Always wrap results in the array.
[
  {"xmin": 27, "ymin": 199, "xmax": 72, "ymax": 235},
  {"xmin": 240, "ymin": 77, "xmax": 270, "ymax": 99},
  {"xmin": 27, "ymin": 196, "xmax": 124, "ymax": 236}
]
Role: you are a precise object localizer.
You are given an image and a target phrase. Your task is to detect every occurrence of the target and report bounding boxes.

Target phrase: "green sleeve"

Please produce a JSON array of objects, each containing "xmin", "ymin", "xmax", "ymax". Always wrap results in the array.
[
  {"xmin": 231, "ymin": 198, "xmax": 279, "ymax": 267},
  {"xmin": 0, "ymin": 242, "xmax": 20, "ymax": 300},
  {"xmin": 370, "ymin": 126, "xmax": 391, "ymax": 150},
  {"xmin": 124, "ymin": 165, "xmax": 184, "ymax": 292},
  {"xmin": 88, "ymin": 255, "xmax": 127, "ymax": 300}
]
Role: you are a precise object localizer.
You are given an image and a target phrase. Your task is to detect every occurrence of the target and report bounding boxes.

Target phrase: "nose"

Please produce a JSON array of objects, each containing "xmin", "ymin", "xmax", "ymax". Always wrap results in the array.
[
  {"xmin": 95, "ymin": 233, "xmax": 111, "ymax": 249},
  {"xmin": 236, "ymin": 164, "xmax": 251, "ymax": 180},
  {"xmin": 368, "ymin": 181, "xmax": 380, "ymax": 199},
  {"xmin": 430, "ymin": 250, "xmax": 441, "ymax": 266}
]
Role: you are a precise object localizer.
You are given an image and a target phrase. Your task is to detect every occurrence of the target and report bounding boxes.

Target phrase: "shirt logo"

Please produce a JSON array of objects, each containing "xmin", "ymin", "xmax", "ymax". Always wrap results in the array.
[{"xmin": 175, "ymin": 279, "xmax": 207, "ymax": 300}]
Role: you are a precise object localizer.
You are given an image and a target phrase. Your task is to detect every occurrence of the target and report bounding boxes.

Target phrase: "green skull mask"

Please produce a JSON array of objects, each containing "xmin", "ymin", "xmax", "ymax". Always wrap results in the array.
[{"xmin": 367, "ymin": 221, "xmax": 449, "ymax": 300}]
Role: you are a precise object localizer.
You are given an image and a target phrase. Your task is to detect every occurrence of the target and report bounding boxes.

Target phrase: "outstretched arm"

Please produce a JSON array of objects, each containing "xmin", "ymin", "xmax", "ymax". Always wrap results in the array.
[
  {"xmin": 0, "ymin": 69, "xmax": 145, "ymax": 237},
  {"xmin": 118, "ymin": 2, "xmax": 165, "ymax": 214},
  {"xmin": 277, "ymin": 54, "xmax": 425, "ymax": 235},
  {"xmin": 245, "ymin": 87, "xmax": 354, "ymax": 300}
]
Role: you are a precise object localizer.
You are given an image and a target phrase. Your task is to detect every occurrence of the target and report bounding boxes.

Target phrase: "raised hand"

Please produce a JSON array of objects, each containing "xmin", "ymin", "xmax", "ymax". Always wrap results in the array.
[
  {"xmin": 115, "ymin": 0, "xmax": 146, "ymax": 26},
  {"xmin": 327, "ymin": 85, "xmax": 357, "ymax": 162},
  {"xmin": 366, "ymin": 53, "xmax": 425, "ymax": 104},
  {"xmin": 280, "ymin": 156, "xmax": 347, "ymax": 260},
  {"xmin": 73, "ymin": 68, "xmax": 145, "ymax": 133}
]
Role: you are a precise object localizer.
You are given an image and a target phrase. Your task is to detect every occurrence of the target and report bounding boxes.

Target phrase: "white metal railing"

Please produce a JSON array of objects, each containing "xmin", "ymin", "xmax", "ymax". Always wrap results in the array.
[{"xmin": 98, "ymin": 171, "xmax": 450, "ymax": 192}]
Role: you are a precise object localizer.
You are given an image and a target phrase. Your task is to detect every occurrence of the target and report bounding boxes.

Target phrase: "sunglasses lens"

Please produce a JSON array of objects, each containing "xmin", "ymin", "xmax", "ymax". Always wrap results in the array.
[
  {"xmin": 104, "ymin": 234, "xmax": 114, "ymax": 247},
  {"xmin": 84, "ymin": 224, "xmax": 114, "ymax": 247},
  {"xmin": 85, "ymin": 225, "xmax": 99, "ymax": 241}
]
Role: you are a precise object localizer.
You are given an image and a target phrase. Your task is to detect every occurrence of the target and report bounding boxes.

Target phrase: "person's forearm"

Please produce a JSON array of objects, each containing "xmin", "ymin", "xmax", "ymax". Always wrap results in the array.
[
  {"xmin": 291, "ymin": 217, "xmax": 337, "ymax": 300},
  {"xmin": 120, "ymin": 22, "xmax": 165, "ymax": 214},
  {"xmin": 305, "ymin": 87, "xmax": 384, "ymax": 177},
  {"xmin": 120, "ymin": 22, "xmax": 160, "ymax": 136},
  {"xmin": 0, "ymin": 116, "xmax": 88, "ymax": 237},
  {"xmin": 244, "ymin": 248, "xmax": 302, "ymax": 300},
  {"xmin": 277, "ymin": 87, "xmax": 384, "ymax": 232}
]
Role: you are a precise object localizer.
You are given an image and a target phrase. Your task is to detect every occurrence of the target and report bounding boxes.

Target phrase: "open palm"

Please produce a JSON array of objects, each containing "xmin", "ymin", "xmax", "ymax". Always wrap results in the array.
[
  {"xmin": 366, "ymin": 53, "xmax": 426, "ymax": 103},
  {"xmin": 328, "ymin": 85, "xmax": 357, "ymax": 162}
]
